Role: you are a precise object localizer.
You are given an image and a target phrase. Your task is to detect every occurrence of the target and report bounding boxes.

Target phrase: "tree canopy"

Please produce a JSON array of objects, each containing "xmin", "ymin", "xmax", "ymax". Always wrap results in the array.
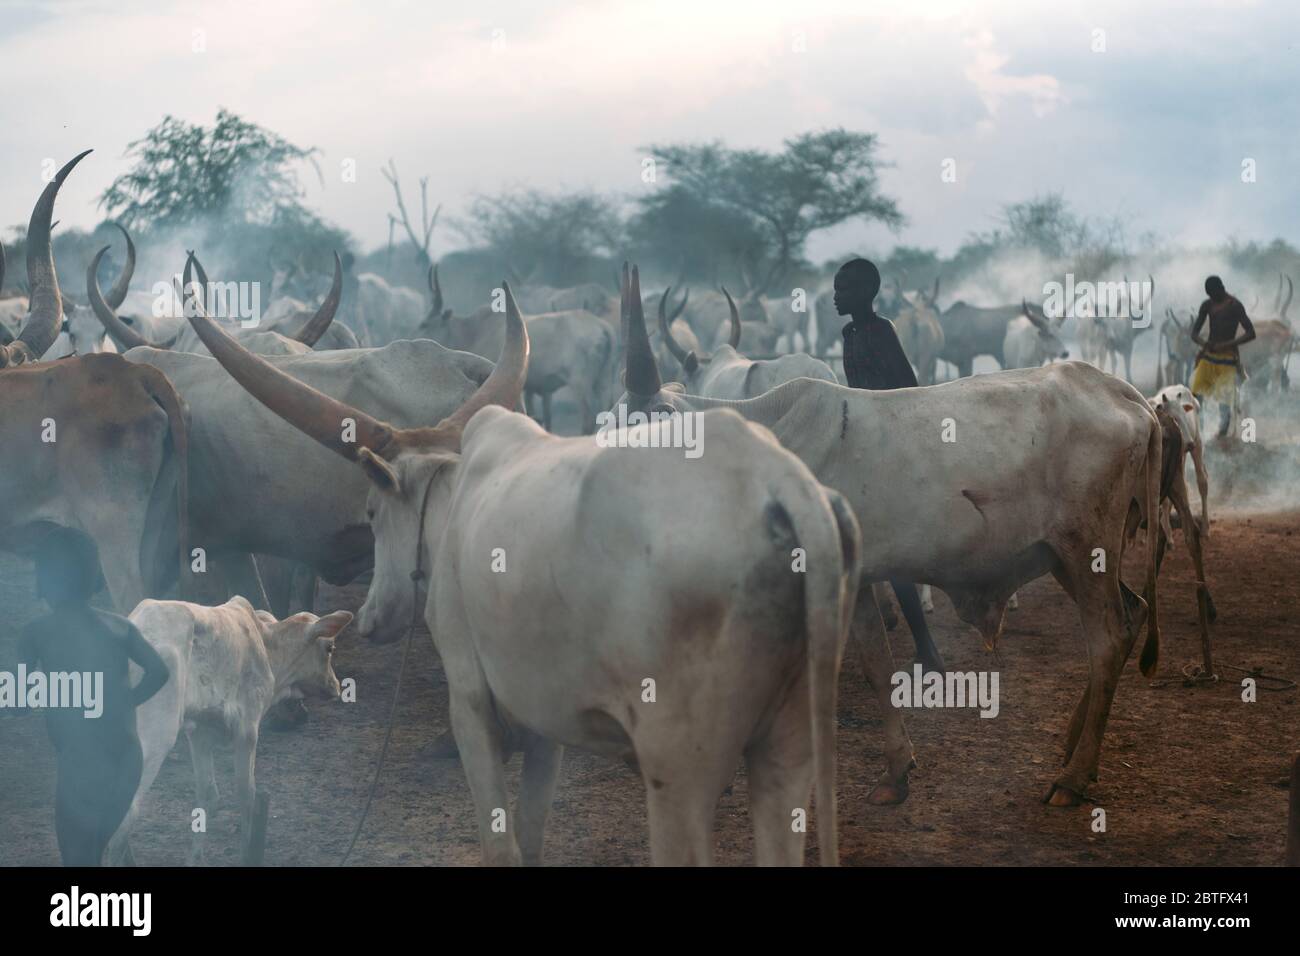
[
  {"xmin": 632, "ymin": 128, "xmax": 903, "ymax": 292},
  {"xmin": 99, "ymin": 109, "xmax": 323, "ymax": 234}
]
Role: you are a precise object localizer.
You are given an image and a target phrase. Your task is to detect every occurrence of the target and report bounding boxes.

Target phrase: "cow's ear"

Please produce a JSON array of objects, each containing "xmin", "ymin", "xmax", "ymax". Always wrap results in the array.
[
  {"xmin": 358, "ymin": 446, "xmax": 399, "ymax": 491},
  {"xmin": 309, "ymin": 610, "xmax": 353, "ymax": 643}
]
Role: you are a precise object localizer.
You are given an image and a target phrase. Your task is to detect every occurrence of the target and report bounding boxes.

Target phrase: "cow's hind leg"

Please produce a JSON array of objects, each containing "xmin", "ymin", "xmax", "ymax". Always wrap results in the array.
[
  {"xmin": 81, "ymin": 507, "xmax": 149, "ymax": 613},
  {"xmin": 541, "ymin": 391, "xmax": 554, "ymax": 432},
  {"xmin": 639, "ymin": 729, "xmax": 741, "ymax": 866},
  {"xmin": 1171, "ymin": 475, "xmax": 1215, "ymax": 673},
  {"xmin": 747, "ymin": 670, "xmax": 815, "ymax": 866},
  {"xmin": 1048, "ymin": 574, "xmax": 1138, "ymax": 806},
  {"xmin": 851, "ymin": 585, "xmax": 916, "ymax": 804},
  {"xmin": 448, "ymin": 680, "xmax": 521, "ymax": 865},
  {"xmin": 233, "ymin": 729, "xmax": 260, "ymax": 864},
  {"xmin": 515, "ymin": 734, "xmax": 563, "ymax": 866},
  {"xmin": 185, "ymin": 725, "xmax": 221, "ymax": 865},
  {"xmin": 1191, "ymin": 441, "xmax": 1210, "ymax": 538}
]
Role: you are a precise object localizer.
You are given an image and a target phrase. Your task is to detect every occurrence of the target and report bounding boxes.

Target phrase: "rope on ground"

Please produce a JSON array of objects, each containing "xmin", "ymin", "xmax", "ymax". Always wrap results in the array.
[
  {"xmin": 338, "ymin": 608, "xmax": 414, "ymax": 866},
  {"xmin": 338, "ymin": 475, "xmax": 437, "ymax": 866},
  {"xmin": 1148, "ymin": 661, "xmax": 1297, "ymax": 691}
]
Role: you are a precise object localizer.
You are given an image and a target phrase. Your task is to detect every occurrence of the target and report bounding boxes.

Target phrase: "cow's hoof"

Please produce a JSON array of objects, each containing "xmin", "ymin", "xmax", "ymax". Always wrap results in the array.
[
  {"xmin": 1043, "ymin": 783, "xmax": 1085, "ymax": 807},
  {"xmin": 866, "ymin": 776, "xmax": 910, "ymax": 806},
  {"xmin": 881, "ymin": 610, "xmax": 899, "ymax": 631},
  {"xmin": 264, "ymin": 698, "xmax": 309, "ymax": 731}
]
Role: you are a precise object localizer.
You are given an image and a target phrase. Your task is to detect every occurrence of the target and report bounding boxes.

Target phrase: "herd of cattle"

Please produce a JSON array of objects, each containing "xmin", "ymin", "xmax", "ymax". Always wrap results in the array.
[{"xmin": 2, "ymin": 152, "xmax": 1293, "ymax": 865}]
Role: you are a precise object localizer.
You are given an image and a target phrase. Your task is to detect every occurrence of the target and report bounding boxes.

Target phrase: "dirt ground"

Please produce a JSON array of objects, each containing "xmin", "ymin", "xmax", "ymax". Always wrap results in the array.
[{"xmin": 2, "ymin": 408, "xmax": 1298, "ymax": 866}]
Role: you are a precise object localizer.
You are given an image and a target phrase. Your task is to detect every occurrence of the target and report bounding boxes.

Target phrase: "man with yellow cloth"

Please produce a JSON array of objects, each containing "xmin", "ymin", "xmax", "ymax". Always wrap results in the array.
[{"xmin": 1190, "ymin": 275, "xmax": 1256, "ymax": 438}]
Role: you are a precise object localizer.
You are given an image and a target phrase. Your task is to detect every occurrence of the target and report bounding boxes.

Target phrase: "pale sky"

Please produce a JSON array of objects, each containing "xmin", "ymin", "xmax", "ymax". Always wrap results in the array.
[{"xmin": 1, "ymin": 0, "xmax": 1296, "ymax": 260}]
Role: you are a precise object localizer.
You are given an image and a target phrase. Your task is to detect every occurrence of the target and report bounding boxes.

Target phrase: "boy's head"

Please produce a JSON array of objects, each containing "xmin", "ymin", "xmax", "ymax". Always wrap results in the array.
[
  {"xmin": 1205, "ymin": 275, "xmax": 1226, "ymax": 301},
  {"xmin": 833, "ymin": 258, "xmax": 881, "ymax": 317},
  {"xmin": 34, "ymin": 527, "xmax": 104, "ymax": 607}
]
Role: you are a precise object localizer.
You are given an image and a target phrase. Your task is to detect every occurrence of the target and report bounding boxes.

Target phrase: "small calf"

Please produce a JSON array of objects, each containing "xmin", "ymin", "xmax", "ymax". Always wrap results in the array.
[{"xmin": 107, "ymin": 596, "xmax": 352, "ymax": 865}]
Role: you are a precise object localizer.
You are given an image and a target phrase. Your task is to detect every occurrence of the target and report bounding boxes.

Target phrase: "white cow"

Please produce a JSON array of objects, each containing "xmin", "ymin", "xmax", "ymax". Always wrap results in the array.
[
  {"xmin": 89, "ymin": 251, "xmax": 356, "ymax": 357},
  {"xmin": 1150, "ymin": 384, "xmax": 1209, "ymax": 538},
  {"xmin": 183, "ymin": 268, "xmax": 871, "ymax": 867},
  {"xmin": 353, "ymin": 272, "xmax": 425, "ymax": 345},
  {"xmin": 620, "ymin": 280, "xmax": 1163, "ymax": 808},
  {"xmin": 656, "ymin": 287, "xmax": 837, "ymax": 397},
  {"xmin": 1003, "ymin": 300, "xmax": 1070, "ymax": 370},
  {"xmin": 107, "ymin": 597, "xmax": 352, "ymax": 865},
  {"xmin": 423, "ymin": 304, "xmax": 614, "ymax": 434},
  {"xmin": 2, "ymin": 151, "xmax": 190, "ymax": 611}
]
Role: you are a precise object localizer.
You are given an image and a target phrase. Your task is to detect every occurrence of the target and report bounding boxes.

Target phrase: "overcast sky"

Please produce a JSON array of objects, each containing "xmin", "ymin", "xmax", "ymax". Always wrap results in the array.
[{"xmin": 1, "ymin": 0, "xmax": 1296, "ymax": 261}]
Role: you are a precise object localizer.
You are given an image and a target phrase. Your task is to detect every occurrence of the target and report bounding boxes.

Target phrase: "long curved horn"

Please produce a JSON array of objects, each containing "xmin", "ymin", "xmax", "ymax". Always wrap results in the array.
[
  {"xmin": 669, "ymin": 286, "xmax": 689, "ymax": 321},
  {"xmin": 657, "ymin": 287, "xmax": 692, "ymax": 365},
  {"xmin": 2, "ymin": 150, "xmax": 92, "ymax": 365},
  {"xmin": 103, "ymin": 222, "xmax": 136, "ymax": 309},
  {"xmin": 183, "ymin": 253, "xmax": 214, "ymax": 316},
  {"xmin": 1281, "ymin": 276, "xmax": 1293, "ymax": 320},
  {"xmin": 721, "ymin": 285, "xmax": 741, "ymax": 348},
  {"xmin": 87, "ymin": 246, "xmax": 163, "ymax": 350},
  {"xmin": 294, "ymin": 252, "xmax": 343, "ymax": 346},
  {"xmin": 428, "ymin": 281, "xmax": 529, "ymax": 437},
  {"xmin": 624, "ymin": 264, "xmax": 662, "ymax": 396},
  {"xmin": 1022, "ymin": 297, "xmax": 1048, "ymax": 330},
  {"xmin": 183, "ymin": 274, "xmax": 527, "ymax": 461},
  {"xmin": 931, "ymin": 274, "xmax": 941, "ymax": 305},
  {"xmin": 183, "ymin": 290, "xmax": 397, "ymax": 459},
  {"xmin": 0, "ymin": 240, "xmax": 6, "ymax": 298},
  {"xmin": 1273, "ymin": 273, "xmax": 1284, "ymax": 314}
]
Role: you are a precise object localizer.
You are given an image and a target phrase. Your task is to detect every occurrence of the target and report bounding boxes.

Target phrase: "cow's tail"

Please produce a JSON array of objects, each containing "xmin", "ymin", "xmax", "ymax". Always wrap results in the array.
[
  {"xmin": 138, "ymin": 365, "xmax": 191, "ymax": 601},
  {"xmin": 1139, "ymin": 411, "xmax": 1162, "ymax": 677},
  {"xmin": 774, "ymin": 474, "xmax": 861, "ymax": 866}
]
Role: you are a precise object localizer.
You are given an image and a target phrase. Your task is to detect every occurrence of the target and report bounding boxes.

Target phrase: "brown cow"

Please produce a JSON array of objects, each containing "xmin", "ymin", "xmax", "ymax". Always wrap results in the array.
[{"xmin": 1, "ymin": 152, "xmax": 189, "ymax": 610}]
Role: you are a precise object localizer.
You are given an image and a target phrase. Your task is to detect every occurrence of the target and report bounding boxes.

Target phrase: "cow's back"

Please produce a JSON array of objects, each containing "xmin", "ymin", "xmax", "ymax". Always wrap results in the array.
[
  {"xmin": 445, "ymin": 407, "xmax": 822, "ymax": 751},
  {"xmin": 772, "ymin": 363, "xmax": 1152, "ymax": 581},
  {"xmin": 132, "ymin": 597, "xmax": 272, "ymax": 729}
]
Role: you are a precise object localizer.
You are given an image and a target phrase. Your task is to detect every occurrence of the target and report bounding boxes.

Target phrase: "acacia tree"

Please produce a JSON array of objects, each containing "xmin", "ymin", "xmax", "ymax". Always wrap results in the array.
[
  {"xmin": 98, "ymin": 110, "xmax": 347, "ymax": 291},
  {"xmin": 633, "ymin": 128, "xmax": 903, "ymax": 293},
  {"xmin": 100, "ymin": 109, "xmax": 322, "ymax": 232}
]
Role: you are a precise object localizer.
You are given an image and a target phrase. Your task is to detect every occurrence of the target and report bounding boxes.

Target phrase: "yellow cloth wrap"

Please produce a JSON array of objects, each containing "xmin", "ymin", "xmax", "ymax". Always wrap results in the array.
[{"xmin": 1191, "ymin": 348, "xmax": 1240, "ymax": 402}]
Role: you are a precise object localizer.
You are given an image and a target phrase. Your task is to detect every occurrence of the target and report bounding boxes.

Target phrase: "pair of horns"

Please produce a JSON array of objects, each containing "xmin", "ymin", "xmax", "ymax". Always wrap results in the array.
[
  {"xmin": 90, "ymin": 250, "xmax": 342, "ymax": 350},
  {"xmin": 657, "ymin": 285, "xmax": 739, "ymax": 368},
  {"xmin": 182, "ymin": 275, "xmax": 528, "ymax": 462},
  {"xmin": 0, "ymin": 150, "xmax": 92, "ymax": 367},
  {"xmin": 426, "ymin": 262, "xmax": 454, "ymax": 325}
]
